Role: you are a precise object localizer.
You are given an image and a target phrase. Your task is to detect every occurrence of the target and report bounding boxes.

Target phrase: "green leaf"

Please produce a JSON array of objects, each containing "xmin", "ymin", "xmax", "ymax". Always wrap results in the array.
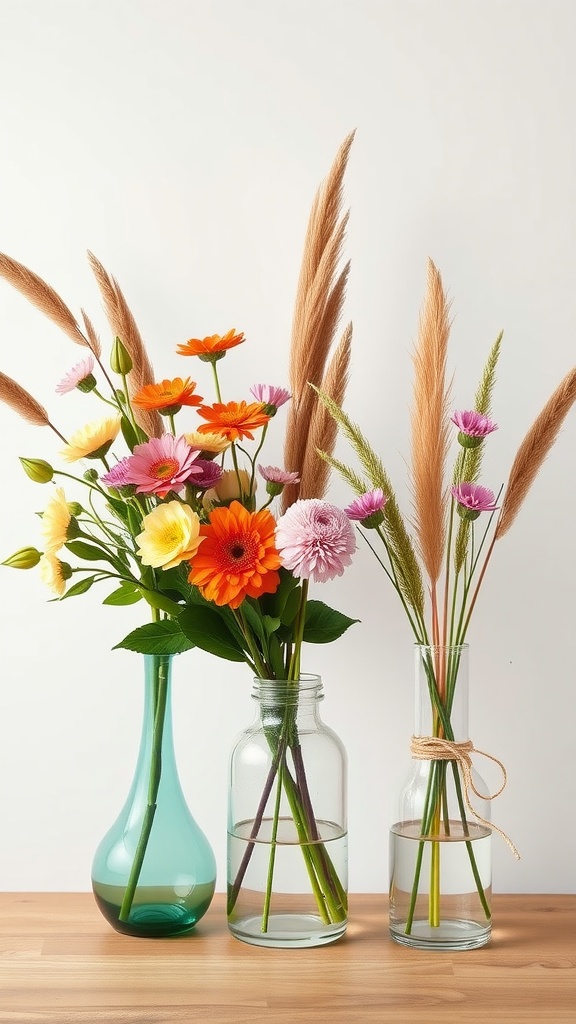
[
  {"xmin": 61, "ymin": 576, "xmax": 97, "ymax": 599},
  {"xmin": 138, "ymin": 589, "xmax": 182, "ymax": 617},
  {"xmin": 103, "ymin": 583, "xmax": 143, "ymax": 606},
  {"xmin": 267, "ymin": 633, "xmax": 287, "ymax": 679},
  {"xmin": 263, "ymin": 615, "xmax": 281, "ymax": 637},
  {"xmin": 302, "ymin": 600, "xmax": 359, "ymax": 644},
  {"xmin": 281, "ymin": 585, "xmax": 302, "ymax": 627},
  {"xmin": 113, "ymin": 620, "xmax": 194, "ymax": 655},
  {"xmin": 66, "ymin": 540, "xmax": 116, "ymax": 563},
  {"xmin": 242, "ymin": 600, "xmax": 266, "ymax": 647},
  {"xmin": 178, "ymin": 606, "xmax": 246, "ymax": 662},
  {"xmin": 262, "ymin": 567, "xmax": 300, "ymax": 619}
]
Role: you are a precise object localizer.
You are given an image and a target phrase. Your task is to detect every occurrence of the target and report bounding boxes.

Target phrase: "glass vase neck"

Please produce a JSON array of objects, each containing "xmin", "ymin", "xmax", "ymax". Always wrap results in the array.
[{"xmin": 414, "ymin": 644, "xmax": 469, "ymax": 742}]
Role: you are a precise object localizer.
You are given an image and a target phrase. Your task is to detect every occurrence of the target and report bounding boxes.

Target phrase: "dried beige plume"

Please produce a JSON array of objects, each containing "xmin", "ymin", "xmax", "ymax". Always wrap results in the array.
[
  {"xmin": 298, "ymin": 323, "xmax": 352, "ymax": 500},
  {"xmin": 0, "ymin": 371, "xmax": 66, "ymax": 442},
  {"xmin": 496, "ymin": 365, "xmax": 576, "ymax": 539},
  {"xmin": 282, "ymin": 132, "xmax": 355, "ymax": 511},
  {"xmin": 87, "ymin": 251, "xmax": 162, "ymax": 438},
  {"xmin": 410, "ymin": 259, "xmax": 452, "ymax": 586},
  {"xmin": 0, "ymin": 252, "xmax": 99, "ymax": 354}
]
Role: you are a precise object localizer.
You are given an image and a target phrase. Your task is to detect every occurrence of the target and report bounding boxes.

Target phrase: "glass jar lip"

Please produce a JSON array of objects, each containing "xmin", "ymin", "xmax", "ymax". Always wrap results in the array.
[{"xmin": 251, "ymin": 674, "xmax": 323, "ymax": 701}]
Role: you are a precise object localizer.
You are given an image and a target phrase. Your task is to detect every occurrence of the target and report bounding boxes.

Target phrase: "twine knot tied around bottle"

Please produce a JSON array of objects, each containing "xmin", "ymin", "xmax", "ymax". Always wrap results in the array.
[{"xmin": 410, "ymin": 735, "xmax": 520, "ymax": 859}]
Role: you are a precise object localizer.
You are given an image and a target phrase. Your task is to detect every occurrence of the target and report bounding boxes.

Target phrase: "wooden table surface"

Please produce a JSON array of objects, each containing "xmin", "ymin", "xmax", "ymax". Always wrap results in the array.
[{"xmin": 0, "ymin": 893, "xmax": 574, "ymax": 1023}]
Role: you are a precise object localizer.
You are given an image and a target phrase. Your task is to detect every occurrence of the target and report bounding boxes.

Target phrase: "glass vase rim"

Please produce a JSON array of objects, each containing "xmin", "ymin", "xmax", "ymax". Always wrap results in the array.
[{"xmin": 413, "ymin": 642, "xmax": 469, "ymax": 654}]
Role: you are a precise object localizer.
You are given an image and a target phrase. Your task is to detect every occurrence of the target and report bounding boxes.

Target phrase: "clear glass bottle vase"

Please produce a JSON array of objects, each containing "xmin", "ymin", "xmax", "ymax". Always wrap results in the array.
[
  {"xmin": 227, "ymin": 675, "xmax": 348, "ymax": 948},
  {"xmin": 389, "ymin": 644, "xmax": 492, "ymax": 950},
  {"xmin": 91, "ymin": 653, "xmax": 217, "ymax": 937}
]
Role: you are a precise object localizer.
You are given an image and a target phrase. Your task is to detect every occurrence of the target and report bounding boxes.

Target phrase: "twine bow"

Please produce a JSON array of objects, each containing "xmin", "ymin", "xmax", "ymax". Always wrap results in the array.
[{"xmin": 410, "ymin": 735, "xmax": 520, "ymax": 860}]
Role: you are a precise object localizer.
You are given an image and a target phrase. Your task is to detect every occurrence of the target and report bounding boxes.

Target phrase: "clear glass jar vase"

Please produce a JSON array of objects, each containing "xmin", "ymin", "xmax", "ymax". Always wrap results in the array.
[
  {"xmin": 389, "ymin": 644, "xmax": 493, "ymax": 950},
  {"xmin": 227, "ymin": 675, "xmax": 348, "ymax": 948},
  {"xmin": 91, "ymin": 653, "xmax": 217, "ymax": 937}
]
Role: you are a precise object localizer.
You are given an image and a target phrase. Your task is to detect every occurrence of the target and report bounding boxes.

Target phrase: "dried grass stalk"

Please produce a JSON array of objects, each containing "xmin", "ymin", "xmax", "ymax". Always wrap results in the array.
[
  {"xmin": 0, "ymin": 371, "xmax": 50, "ymax": 426},
  {"xmin": 80, "ymin": 309, "xmax": 102, "ymax": 358},
  {"xmin": 0, "ymin": 253, "xmax": 88, "ymax": 348},
  {"xmin": 282, "ymin": 132, "xmax": 355, "ymax": 511},
  {"xmin": 496, "ymin": 365, "xmax": 576, "ymax": 539},
  {"xmin": 297, "ymin": 323, "xmax": 352, "ymax": 501},
  {"xmin": 87, "ymin": 251, "xmax": 162, "ymax": 438},
  {"xmin": 410, "ymin": 259, "xmax": 452, "ymax": 584}
]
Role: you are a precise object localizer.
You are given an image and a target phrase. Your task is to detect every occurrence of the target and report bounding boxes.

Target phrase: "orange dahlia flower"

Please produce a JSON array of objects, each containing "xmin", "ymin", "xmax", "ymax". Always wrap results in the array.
[
  {"xmin": 132, "ymin": 377, "xmax": 203, "ymax": 412},
  {"xmin": 176, "ymin": 329, "xmax": 245, "ymax": 362},
  {"xmin": 188, "ymin": 500, "xmax": 281, "ymax": 609},
  {"xmin": 196, "ymin": 401, "xmax": 271, "ymax": 442}
]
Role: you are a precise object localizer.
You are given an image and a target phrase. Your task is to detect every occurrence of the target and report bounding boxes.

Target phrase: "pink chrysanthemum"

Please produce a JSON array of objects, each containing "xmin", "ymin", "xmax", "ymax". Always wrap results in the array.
[
  {"xmin": 344, "ymin": 488, "xmax": 387, "ymax": 525},
  {"xmin": 451, "ymin": 410, "xmax": 498, "ymax": 447},
  {"xmin": 275, "ymin": 499, "xmax": 356, "ymax": 583},
  {"xmin": 101, "ymin": 458, "xmax": 136, "ymax": 491},
  {"xmin": 56, "ymin": 356, "xmax": 96, "ymax": 395},
  {"xmin": 189, "ymin": 459, "xmax": 224, "ymax": 490},
  {"xmin": 451, "ymin": 482, "xmax": 499, "ymax": 518},
  {"xmin": 250, "ymin": 384, "xmax": 291, "ymax": 413},
  {"xmin": 106, "ymin": 435, "xmax": 203, "ymax": 498}
]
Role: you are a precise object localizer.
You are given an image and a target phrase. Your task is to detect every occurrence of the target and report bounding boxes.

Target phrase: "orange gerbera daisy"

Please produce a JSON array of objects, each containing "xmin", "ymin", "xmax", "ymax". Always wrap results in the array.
[
  {"xmin": 196, "ymin": 401, "xmax": 271, "ymax": 442},
  {"xmin": 176, "ymin": 329, "xmax": 245, "ymax": 362},
  {"xmin": 132, "ymin": 377, "xmax": 203, "ymax": 413},
  {"xmin": 188, "ymin": 500, "xmax": 281, "ymax": 609}
]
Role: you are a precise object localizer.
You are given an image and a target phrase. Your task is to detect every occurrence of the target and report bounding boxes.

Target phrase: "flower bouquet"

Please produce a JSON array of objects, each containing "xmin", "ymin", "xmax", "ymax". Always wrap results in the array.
[
  {"xmin": 0, "ymin": 133, "xmax": 358, "ymax": 942},
  {"xmin": 316, "ymin": 259, "xmax": 576, "ymax": 948}
]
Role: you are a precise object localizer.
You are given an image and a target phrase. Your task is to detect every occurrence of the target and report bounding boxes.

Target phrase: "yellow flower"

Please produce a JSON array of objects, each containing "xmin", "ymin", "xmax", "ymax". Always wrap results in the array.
[
  {"xmin": 60, "ymin": 416, "xmax": 121, "ymax": 463},
  {"xmin": 38, "ymin": 552, "xmax": 69, "ymax": 596},
  {"xmin": 203, "ymin": 469, "xmax": 253, "ymax": 511},
  {"xmin": 41, "ymin": 488, "xmax": 72, "ymax": 553},
  {"xmin": 184, "ymin": 430, "xmax": 230, "ymax": 455},
  {"xmin": 136, "ymin": 500, "xmax": 203, "ymax": 569}
]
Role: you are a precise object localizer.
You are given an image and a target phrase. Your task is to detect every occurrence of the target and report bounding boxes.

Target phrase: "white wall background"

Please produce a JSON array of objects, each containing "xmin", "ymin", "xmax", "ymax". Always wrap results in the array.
[{"xmin": 0, "ymin": 0, "xmax": 574, "ymax": 897}]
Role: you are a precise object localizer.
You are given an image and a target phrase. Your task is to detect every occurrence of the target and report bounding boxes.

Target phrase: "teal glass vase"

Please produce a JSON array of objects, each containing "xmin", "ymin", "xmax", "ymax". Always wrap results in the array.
[{"xmin": 91, "ymin": 653, "xmax": 216, "ymax": 937}]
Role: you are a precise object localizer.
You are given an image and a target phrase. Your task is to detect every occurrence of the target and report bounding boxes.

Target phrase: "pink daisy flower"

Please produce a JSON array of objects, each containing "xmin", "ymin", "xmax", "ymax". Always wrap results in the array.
[
  {"xmin": 250, "ymin": 384, "xmax": 291, "ymax": 414},
  {"xmin": 101, "ymin": 458, "xmax": 136, "ymax": 491},
  {"xmin": 107, "ymin": 435, "xmax": 203, "ymax": 498},
  {"xmin": 451, "ymin": 410, "xmax": 498, "ymax": 448},
  {"xmin": 451, "ymin": 482, "xmax": 499, "ymax": 520},
  {"xmin": 344, "ymin": 488, "xmax": 387, "ymax": 528},
  {"xmin": 258, "ymin": 464, "xmax": 300, "ymax": 497},
  {"xmin": 275, "ymin": 499, "xmax": 356, "ymax": 583},
  {"xmin": 56, "ymin": 356, "xmax": 96, "ymax": 395}
]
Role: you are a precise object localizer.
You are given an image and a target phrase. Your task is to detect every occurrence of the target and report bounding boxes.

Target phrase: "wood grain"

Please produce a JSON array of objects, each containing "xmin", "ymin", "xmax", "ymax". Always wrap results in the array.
[{"xmin": 0, "ymin": 894, "xmax": 574, "ymax": 1023}]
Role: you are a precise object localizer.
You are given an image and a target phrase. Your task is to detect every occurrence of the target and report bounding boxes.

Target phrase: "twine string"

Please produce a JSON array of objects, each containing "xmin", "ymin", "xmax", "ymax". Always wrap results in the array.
[{"xmin": 410, "ymin": 735, "xmax": 520, "ymax": 859}]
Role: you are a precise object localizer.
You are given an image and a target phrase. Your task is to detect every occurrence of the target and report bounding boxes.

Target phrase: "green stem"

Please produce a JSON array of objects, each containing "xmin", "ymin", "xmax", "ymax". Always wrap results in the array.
[
  {"xmin": 118, "ymin": 650, "xmax": 169, "ymax": 922},
  {"xmin": 261, "ymin": 757, "xmax": 284, "ymax": 931}
]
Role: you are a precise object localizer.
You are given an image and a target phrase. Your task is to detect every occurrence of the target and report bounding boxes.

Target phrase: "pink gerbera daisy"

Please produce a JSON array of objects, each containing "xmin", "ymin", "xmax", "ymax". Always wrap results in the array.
[
  {"xmin": 106, "ymin": 435, "xmax": 204, "ymax": 498},
  {"xmin": 275, "ymin": 499, "xmax": 356, "ymax": 583}
]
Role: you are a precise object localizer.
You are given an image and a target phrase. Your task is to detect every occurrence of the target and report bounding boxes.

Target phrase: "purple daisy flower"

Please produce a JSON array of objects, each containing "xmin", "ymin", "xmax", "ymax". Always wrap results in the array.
[
  {"xmin": 344, "ymin": 488, "xmax": 387, "ymax": 528},
  {"xmin": 451, "ymin": 482, "xmax": 499, "ymax": 520},
  {"xmin": 101, "ymin": 458, "xmax": 136, "ymax": 491},
  {"xmin": 188, "ymin": 459, "xmax": 224, "ymax": 490},
  {"xmin": 258, "ymin": 464, "xmax": 301, "ymax": 497},
  {"xmin": 451, "ymin": 410, "xmax": 498, "ymax": 449},
  {"xmin": 275, "ymin": 499, "xmax": 356, "ymax": 583}
]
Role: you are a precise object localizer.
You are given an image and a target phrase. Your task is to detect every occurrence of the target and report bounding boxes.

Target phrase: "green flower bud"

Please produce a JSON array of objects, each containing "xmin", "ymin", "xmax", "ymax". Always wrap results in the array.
[
  {"xmin": 19, "ymin": 458, "xmax": 54, "ymax": 484},
  {"xmin": 110, "ymin": 337, "xmax": 133, "ymax": 375},
  {"xmin": 67, "ymin": 502, "xmax": 84, "ymax": 517},
  {"xmin": 83, "ymin": 468, "xmax": 99, "ymax": 483},
  {"xmin": 2, "ymin": 546, "xmax": 42, "ymax": 569}
]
